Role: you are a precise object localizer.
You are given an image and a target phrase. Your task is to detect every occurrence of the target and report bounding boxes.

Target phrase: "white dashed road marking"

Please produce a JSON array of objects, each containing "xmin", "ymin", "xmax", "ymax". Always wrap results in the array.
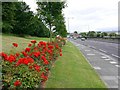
[
  {"xmin": 85, "ymin": 50, "xmax": 90, "ymax": 51},
  {"xmin": 110, "ymin": 61, "xmax": 117, "ymax": 64},
  {"xmin": 87, "ymin": 54, "xmax": 95, "ymax": 56},
  {"xmin": 115, "ymin": 65, "xmax": 120, "ymax": 67},
  {"xmin": 101, "ymin": 56, "xmax": 107, "ymax": 59},
  {"xmin": 93, "ymin": 66, "xmax": 101, "ymax": 70},
  {"xmin": 112, "ymin": 54, "xmax": 120, "ymax": 59}
]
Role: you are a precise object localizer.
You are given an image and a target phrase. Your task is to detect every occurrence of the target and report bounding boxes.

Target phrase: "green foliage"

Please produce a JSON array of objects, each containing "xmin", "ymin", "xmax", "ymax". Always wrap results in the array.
[
  {"xmin": 2, "ymin": 2, "xmax": 16, "ymax": 33},
  {"xmin": 80, "ymin": 32, "xmax": 87, "ymax": 38},
  {"xmin": 37, "ymin": 2, "xmax": 67, "ymax": 41},
  {"xmin": 87, "ymin": 31, "xmax": 96, "ymax": 38}
]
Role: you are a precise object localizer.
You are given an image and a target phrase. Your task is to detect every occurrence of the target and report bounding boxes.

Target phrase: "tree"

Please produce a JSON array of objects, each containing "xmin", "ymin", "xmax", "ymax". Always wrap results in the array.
[
  {"xmin": 2, "ymin": 2, "xmax": 16, "ymax": 33},
  {"xmin": 87, "ymin": 31, "xmax": 96, "ymax": 38},
  {"xmin": 80, "ymin": 32, "xmax": 87, "ymax": 38},
  {"xmin": 101, "ymin": 32, "xmax": 108, "ymax": 38},
  {"xmin": 96, "ymin": 31, "xmax": 101, "ymax": 38},
  {"xmin": 37, "ymin": 1, "xmax": 66, "ymax": 41},
  {"xmin": 74, "ymin": 31, "xmax": 78, "ymax": 34},
  {"xmin": 12, "ymin": 2, "xmax": 34, "ymax": 36}
]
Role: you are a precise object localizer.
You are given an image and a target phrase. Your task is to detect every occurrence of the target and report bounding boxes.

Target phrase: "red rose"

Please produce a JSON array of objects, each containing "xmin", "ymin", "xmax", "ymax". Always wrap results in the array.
[
  {"xmin": 60, "ymin": 53, "xmax": 62, "ymax": 56},
  {"xmin": 25, "ymin": 48, "xmax": 31, "ymax": 52},
  {"xmin": 0, "ymin": 52, "xmax": 8, "ymax": 60},
  {"xmin": 21, "ymin": 51, "xmax": 28, "ymax": 57},
  {"xmin": 34, "ymin": 64, "xmax": 40, "ymax": 72},
  {"xmin": 28, "ymin": 43, "xmax": 32, "ymax": 47},
  {"xmin": 14, "ymin": 80, "xmax": 21, "ymax": 86},
  {"xmin": 7, "ymin": 55, "xmax": 16, "ymax": 63},
  {"xmin": 31, "ymin": 40, "xmax": 36, "ymax": 44},
  {"xmin": 12, "ymin": 43, "xmax": 18, "ymax": 47}
]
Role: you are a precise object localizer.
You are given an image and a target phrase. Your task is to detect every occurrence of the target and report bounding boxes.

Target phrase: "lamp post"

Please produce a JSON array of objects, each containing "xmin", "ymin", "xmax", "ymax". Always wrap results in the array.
[{"xmin": 67, "ymin": 17, "xmax": 74, "ymax": 33}]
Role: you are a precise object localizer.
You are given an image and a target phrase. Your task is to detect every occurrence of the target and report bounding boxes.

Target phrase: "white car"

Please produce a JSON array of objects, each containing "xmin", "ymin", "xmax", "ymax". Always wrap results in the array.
[{"xmin": 81, "ymin": 38, "xmax": 85, "ymax": 41}]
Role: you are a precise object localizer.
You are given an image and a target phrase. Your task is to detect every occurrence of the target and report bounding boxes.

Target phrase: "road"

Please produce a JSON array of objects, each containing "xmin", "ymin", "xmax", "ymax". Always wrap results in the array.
[
  {"xmin": 74, "ymin": 38, "xmax": 120, "ymax": 61},
  {"xmin": 69, "ymin": 38, "xmax": 119, "ymax": 89}
]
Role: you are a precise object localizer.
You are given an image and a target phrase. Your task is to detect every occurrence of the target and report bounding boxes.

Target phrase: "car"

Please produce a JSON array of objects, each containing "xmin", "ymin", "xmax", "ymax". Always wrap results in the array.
[{"xmin": 81, "ymin": 38, "xmax": 85, "ymax": 41}]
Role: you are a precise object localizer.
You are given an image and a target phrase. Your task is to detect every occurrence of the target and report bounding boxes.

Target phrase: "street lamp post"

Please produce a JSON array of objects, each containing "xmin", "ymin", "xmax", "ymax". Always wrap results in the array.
[{"xmin": 67, "ymin": 17, "xmax": 74, "ymax": 33}]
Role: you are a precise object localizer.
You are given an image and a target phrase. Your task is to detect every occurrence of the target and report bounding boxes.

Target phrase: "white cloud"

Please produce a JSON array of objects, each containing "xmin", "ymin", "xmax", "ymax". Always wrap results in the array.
[{"xmin": 63, "ymin": 0, "xmax": 119, "ymax": 33}]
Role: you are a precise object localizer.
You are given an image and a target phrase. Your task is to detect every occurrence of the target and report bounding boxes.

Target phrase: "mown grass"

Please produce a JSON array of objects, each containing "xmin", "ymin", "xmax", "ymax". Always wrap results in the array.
[
  {"xmin": 45, "ymin": 42, "xmax": 107, "ymax": 88},
  {"xmin": 1, "ymin": 34, "xmax": 49, "ymax": 53}
]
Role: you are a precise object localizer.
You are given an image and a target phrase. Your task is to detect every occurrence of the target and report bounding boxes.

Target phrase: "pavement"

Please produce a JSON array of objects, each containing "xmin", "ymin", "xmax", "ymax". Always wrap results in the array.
[{"xmin": 69, "ymin": 38, "xmax": 119, "ymax": 89}]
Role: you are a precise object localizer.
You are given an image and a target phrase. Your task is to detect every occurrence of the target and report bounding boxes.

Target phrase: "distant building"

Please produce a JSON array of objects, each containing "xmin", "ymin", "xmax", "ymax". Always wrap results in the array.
[{"xmin": 69, "ymin": 33, "xmax": 81, "ymax": 38}]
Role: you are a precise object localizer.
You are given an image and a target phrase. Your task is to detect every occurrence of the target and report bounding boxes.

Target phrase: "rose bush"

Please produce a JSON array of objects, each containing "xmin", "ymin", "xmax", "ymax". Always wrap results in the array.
[{"xmin": 0, "ymin": 37, "xmax": 66, "ymax": 89}]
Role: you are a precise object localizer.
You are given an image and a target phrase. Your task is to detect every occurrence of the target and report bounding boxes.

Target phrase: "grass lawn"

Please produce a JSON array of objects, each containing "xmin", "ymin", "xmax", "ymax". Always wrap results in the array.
[
  {"xmin": 45, "ymin": 42, "xmax": 107, "ymax": 88},
  {"xmin": 1, "ymin": 34, "xmax": 49, "ymax": 53}
]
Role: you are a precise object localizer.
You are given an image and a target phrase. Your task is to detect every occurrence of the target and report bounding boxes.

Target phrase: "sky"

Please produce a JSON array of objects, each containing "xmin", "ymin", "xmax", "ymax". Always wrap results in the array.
[{"xmin": 22, "ymin": 0, "xmax": 119, "ymax": 33}]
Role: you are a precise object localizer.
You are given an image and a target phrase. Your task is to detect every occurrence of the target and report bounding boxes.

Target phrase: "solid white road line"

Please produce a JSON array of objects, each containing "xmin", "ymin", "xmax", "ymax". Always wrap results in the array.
[
  {"xmin": 112, "ymin": 54, "xmax": 120, "ymax": 59},
  {"xmin": 99, "ymin": 49, "xmax": 107, "ymax": 53}
]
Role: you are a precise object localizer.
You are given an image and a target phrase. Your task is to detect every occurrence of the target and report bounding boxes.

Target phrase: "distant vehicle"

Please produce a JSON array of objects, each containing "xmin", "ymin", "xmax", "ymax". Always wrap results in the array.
[
  {"xmin": 81, "ymin": 38, "xmax": 85, "ymax": 41},
  {"xmin": 73, "ymin": 37, "xmax": 77, "ymax": 40}
]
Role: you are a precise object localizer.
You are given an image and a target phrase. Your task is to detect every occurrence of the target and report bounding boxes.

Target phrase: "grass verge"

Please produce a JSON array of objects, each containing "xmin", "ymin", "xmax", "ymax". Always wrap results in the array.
[{"xmin": 45, "ymin": 42, "xmax": 107, "ymax": 88}]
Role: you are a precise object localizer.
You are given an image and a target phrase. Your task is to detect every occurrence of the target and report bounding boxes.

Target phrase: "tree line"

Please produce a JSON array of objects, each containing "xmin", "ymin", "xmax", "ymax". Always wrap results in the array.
[
  {"xmin": 2, "ymin": 1, "xmax": 67, "ymax": 38},
  {"xmin": 74, "ymin": 31, "xmax": 119, "ymax": 38}
]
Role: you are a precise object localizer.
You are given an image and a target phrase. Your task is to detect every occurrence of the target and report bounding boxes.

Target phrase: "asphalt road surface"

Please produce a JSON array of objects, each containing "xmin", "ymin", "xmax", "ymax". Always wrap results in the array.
[
  {"xmin": 69, "ymin": 38, "xmax": 119, "ymax": 89},
  {"xmin": 73, "ymin": 38, "xmax": 120, "ymax": 61}
]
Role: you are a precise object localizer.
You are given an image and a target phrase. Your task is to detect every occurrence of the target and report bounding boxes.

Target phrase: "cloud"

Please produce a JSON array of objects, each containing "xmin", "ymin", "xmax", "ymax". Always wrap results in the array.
[{"xmin": 63, "ymin": 0, "xmax": 119, "ymax": 33}]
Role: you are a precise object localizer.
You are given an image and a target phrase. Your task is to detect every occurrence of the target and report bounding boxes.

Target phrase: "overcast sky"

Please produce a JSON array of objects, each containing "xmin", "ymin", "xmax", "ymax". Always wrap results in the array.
[{"xmin": 23, "ymin": 0, "xmax": 119, "ymax": 33}]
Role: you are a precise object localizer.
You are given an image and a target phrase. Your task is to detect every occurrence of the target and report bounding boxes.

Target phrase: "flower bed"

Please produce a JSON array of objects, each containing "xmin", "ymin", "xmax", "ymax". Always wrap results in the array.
[{"xmin": 0, "ymin": 36, "xmax": 66, "ymax": 89}]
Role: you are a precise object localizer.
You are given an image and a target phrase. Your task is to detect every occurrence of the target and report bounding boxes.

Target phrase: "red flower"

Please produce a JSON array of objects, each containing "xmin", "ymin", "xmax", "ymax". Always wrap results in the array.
[
  {"xmin": 41, "ymin": 56, "xmax": 47, "ymax": 61},
  {"xmin": 48, "ymin": 45, "xmax": 54, "ymax": 49},
  {"xmin": 16, "ymin": 57, "xmax": 34, "ymax": 66},
  {"xmin": 25, "ymin": 48, "xmax": 31, "ymax": 52},
  {"xmin": 44, "ymin": 60, "xmax": 49, "ymax": 65},
  {"xmin": 28, "ymin": 43, "xmax": 32, "ymax": 47},
  {"xmin": 14, "ymin": 80, "xmax": 21, "ymax": 86},
  {"xmin": 60, "ymin": 53, "xmax": 62, "ymax": 56},
  {"xmin": 21, "ymin": 51, "xmax": 28, "ymax": 57},
  {"xmin": 34, "ymin": 64, "xmax": 40, "ymax": 72},
  {"xmin": 0, "ymin": 52, "xmax": 8, "ymax": 60},
  {"xmin": 41, "ymin": 73, "xmax": 48, "ymax": 81},
  {"xmin": 33, "ymin": 52, "xmax": 40, "ymax": 58},
  {"xmin": 31, "ymin": 40, "xmax": 36, "ymax": 44},
  {"xmin": 12, "ymin": 43, "xmax": 18, "ymax": 47},
  {"xmin": 7, "ymin": 55, "xmax": 16, "ymax": 63},
  {"xmin": 15, "ymin": 53, "xmax": 20, "ymax": 57}
]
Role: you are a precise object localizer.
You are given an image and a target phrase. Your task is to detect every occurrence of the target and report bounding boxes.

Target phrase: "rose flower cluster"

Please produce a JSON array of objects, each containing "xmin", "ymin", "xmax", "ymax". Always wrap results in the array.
[{"xmin": 0, "ymin": 37, "xmax": 65, "ymax": 89}]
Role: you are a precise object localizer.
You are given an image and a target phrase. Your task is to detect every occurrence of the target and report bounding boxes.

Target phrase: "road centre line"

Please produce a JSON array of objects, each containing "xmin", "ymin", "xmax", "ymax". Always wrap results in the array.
[{"xmin": 112, "ymin": 54, "xmax": 120, "ymax": 59}]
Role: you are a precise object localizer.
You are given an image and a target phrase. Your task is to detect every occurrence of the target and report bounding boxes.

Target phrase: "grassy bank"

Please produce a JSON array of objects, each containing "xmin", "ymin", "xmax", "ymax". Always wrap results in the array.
[{"xmin": 45, "ymin": 42, "xmax": 107, "ymax": 88}]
